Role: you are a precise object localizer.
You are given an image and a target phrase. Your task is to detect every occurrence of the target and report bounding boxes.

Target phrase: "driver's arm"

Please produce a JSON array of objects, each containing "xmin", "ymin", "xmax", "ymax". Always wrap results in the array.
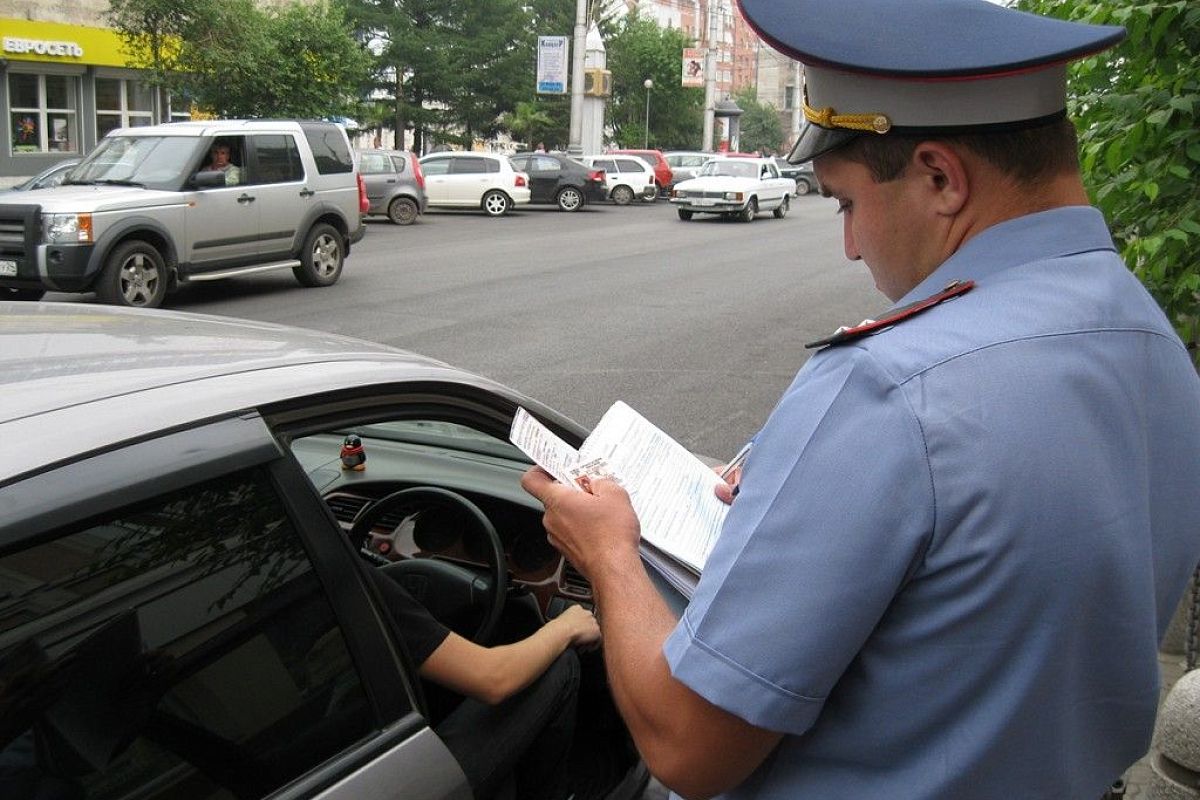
[{"xmin": 420, "ymin": 604, "xmax": 599, "ymax": 705}]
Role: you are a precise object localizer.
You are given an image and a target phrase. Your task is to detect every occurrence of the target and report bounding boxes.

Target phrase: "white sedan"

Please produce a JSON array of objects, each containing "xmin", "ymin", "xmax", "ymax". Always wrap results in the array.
[{"xmin": 669, "ymin": 157, "xmax": 795, "ymax": 222}]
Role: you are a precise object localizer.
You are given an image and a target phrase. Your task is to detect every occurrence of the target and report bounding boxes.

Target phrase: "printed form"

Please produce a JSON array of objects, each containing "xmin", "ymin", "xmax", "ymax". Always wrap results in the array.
[{"xmin": 510, "ymin": 403, "xmax": 727, "ymax": 575}]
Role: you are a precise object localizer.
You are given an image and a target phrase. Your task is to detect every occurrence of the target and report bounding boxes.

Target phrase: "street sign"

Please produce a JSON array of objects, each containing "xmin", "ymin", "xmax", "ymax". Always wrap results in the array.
[{"xmin": 537, "ymin": 36, "xmax": 569, "ymax": 94}]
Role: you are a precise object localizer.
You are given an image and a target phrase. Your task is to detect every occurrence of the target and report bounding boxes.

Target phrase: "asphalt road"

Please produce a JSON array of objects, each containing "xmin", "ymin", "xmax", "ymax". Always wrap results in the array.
[{"xmin": 50, "ymin": 195, "xmax": 884, "ymax": 459}]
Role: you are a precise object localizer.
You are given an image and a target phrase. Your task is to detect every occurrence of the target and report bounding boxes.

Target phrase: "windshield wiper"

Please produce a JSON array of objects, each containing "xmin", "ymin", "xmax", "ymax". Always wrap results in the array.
[{"xmin": 94, "ymin": 179, "xmax": 146, "ymax": 187}]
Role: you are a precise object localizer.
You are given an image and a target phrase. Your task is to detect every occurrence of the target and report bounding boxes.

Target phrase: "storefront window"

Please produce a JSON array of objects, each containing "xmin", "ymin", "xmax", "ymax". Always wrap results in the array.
[
  {"xmin": 96, "ymin": 77, "xmax": 156, "ymax": 139},
  {"xmin": 9, "ymin": 73, "xmax": 78, "ymax": 154}
]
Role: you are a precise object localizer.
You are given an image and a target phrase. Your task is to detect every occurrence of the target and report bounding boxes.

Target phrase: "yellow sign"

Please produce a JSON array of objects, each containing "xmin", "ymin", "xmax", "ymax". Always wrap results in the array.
[{"xmin": 0, "ymin": 18, "xmax": 130, "ymax": 68}]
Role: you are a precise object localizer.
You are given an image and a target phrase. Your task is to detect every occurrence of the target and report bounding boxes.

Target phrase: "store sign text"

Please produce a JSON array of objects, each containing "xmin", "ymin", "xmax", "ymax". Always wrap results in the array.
[{"xmin": 3, "ymin": 37, "xmax": 84, "ymax": 58}]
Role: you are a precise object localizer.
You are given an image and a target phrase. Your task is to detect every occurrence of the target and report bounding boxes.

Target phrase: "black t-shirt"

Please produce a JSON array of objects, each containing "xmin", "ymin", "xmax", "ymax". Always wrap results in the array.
[{"xmin": 366, "ymin": 568, "xmax": 452, "ymax": 666}]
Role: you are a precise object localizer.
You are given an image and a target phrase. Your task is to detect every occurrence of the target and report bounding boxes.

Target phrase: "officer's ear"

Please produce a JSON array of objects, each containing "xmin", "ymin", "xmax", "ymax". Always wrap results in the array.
[{"xmin": 909, "ymin": 141, "xmax": 969, "ymax": 217}]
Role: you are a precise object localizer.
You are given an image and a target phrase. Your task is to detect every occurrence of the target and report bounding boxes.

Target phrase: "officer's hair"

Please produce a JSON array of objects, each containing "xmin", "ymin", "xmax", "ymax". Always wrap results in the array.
[{"xmin": 838, "ymin": 117, "xmax": 1080, "ymax": 184}]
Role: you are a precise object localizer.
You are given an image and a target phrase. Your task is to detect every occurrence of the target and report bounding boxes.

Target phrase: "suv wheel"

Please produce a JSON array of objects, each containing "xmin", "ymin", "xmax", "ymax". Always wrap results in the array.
[
  {"xmin": 96, "ymin": 240, "xmax": 168, "ymax": 308},
  {"xmin": 3, "ymin": 287, "xmax": 44, "ymax": 301},
  {"xmin": 677, "ymin": 208, "xmax": 693, "ymax": 221},
  {"xmin": 795, "ymin": 179, "xmax": 813, "ymax": 196},
  {"xmin": 293, "ymin": 223, "xmax": 344, "ymax": 287},
  {"xmin": 481, "ymin": 190, "xmax": 511, "ymax": 217},
  {"xmin": 611, "ymin": 185, "xmax": 634, "ymax": 206},
  {"xmin": 556, "ymin": 186, "xmax": 584, "ymax": 212},
  {"xmin": 388, "ymin": 197, "xmax": 419, "ymax": 226}
]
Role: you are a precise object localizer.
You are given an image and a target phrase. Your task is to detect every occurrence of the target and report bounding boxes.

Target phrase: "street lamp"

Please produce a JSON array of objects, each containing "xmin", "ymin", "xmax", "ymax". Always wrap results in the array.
[{"xmin": 643, "ymin": 78, "xmax": 653, "ymax": 148}]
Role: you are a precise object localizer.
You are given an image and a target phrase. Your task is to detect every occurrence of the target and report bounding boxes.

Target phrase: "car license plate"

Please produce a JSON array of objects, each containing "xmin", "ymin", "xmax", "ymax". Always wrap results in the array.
[{"xmin": 0, "ymin": 259, "xmax": 16, "ymax": 277}]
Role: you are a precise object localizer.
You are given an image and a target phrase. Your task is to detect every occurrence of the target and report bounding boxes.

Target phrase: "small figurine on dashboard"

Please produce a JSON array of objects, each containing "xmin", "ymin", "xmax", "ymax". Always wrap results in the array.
[{"xmin": 340, "ymin": 434, "xmax": 366, "ymax": 471}]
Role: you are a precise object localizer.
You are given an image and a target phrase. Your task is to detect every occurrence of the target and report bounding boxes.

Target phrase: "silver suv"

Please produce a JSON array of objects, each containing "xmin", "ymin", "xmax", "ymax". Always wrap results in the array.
[{"xmin": 0, "ymin": 120, "xmax": 366, "ymax": 308}]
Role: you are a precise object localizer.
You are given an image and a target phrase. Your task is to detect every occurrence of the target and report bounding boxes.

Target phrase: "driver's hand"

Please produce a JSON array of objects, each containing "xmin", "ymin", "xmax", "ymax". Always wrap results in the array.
[{"xmin": 551, "ymin": 603, "xmax": 601, "ymax": 649}]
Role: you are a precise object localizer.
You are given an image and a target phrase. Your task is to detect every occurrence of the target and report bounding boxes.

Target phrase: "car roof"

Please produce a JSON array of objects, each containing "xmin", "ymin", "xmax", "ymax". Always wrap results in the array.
[{"xmin": 0, "ymin": 303, "xmax": 531, "ymax": 483}]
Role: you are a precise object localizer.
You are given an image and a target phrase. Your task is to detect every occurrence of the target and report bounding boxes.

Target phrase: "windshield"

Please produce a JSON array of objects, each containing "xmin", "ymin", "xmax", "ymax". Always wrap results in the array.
[
  {"xmin": 698, "ymin": 160, "xmax": 758, "ymax": 179},
  {"xmin": 67, "ymin": 136, "xmax": 205, "ymax": 190}
]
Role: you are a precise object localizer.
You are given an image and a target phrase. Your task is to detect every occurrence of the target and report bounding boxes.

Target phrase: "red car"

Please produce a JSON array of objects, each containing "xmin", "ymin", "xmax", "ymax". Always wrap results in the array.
[{"xmin": 606, "ymin": 149, "xmax": 673, "ymax": 195}]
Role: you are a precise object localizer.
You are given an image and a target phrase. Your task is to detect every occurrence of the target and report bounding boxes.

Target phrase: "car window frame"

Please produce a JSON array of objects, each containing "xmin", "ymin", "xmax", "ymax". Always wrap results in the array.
[{"xmin": 0, "ymin": 412, "xmax": 428, "ymax": 732}]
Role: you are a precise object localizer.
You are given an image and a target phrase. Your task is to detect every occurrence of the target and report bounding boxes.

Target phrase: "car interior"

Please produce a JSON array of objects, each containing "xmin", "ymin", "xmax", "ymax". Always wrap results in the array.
[{"xmin": 283, "ymin": 403, "xmax": 645, "ymax": 799}]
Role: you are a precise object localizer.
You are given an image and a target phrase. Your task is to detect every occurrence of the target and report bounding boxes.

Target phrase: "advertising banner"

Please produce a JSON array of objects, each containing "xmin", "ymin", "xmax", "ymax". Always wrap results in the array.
[
  {"xmin": 537, "ymin": 36, "xmax": 569, "ymax": 94},
  {"xmin": 682, "ymin": 47, "xmax": 704, "ymax": 88}
]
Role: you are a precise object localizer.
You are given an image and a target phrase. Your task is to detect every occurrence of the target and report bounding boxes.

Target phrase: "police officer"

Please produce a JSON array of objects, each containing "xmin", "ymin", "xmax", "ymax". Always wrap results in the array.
[{"xmin": 521, "ymin": 0, "xmax": 1200, "ymax": 798}]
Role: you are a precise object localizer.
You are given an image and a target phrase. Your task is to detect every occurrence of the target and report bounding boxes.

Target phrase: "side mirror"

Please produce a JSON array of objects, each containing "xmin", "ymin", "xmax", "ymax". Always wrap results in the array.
[{"xmin": 193, "ymin": 169, "xmax": 227, "ymax": 189}]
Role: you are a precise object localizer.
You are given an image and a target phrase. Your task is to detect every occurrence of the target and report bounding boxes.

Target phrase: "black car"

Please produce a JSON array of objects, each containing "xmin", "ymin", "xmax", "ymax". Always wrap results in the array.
[
  {"xmin": 510, "ymin": 152, "xmax": 608, "ymax": 211},
  {"xmin": 773, "ymin": 156, "xmax": 819, "ymax": 196}
]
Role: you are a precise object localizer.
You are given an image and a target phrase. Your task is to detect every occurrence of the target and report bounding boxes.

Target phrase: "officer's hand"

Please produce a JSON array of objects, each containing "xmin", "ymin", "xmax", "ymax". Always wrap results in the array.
[
  {"xmin": 714, "ymin": 464, "xmax": 741, "ymax": 505},
  {"xmin": 521, "ymin": 467, "xmax": 641, "ymax": 582}
]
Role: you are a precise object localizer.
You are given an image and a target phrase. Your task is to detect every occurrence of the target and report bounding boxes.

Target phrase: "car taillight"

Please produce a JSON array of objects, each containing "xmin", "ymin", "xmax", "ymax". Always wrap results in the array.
[
  {"xmin": 356, "ymin": 173, "xmax": 369, "ymax": 213},
  {"xmin": 515, "ymin": 173, "xmax": 527, "ymax": 187},
  {"xmin": 410, "ymin": 152, "xmax": 425, "ymax": 190},
  {"xmin": 588, "ymin": 169, "xmax": 605, "ymax": 183}
]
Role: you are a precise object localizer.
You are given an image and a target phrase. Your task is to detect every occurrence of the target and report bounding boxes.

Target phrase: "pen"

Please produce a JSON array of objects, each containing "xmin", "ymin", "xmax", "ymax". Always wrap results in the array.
[{"xmin": 720, "ymin": 439, "xmax": 754, "ymax": 481}]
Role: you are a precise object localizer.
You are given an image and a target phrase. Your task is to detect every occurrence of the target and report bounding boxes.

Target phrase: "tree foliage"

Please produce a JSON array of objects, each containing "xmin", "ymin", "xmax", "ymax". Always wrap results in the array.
[
  {"xmin": 604, "ymin": 13, "xmax": 704, "ymax": 151},
  {"xmin": 345, "ymin": 0, "xmax": 535, "ymax": 152},
  {"xmin": 108, "ymin": 0, "xmax": 370, "ymax": 119},
  {"xmin": 1018, "ymin": 0, "xmax": 1200, "ymax": 356},
  {"xmin": 733, "ymin": 87, "xmax": 785, "ymax": 154}
]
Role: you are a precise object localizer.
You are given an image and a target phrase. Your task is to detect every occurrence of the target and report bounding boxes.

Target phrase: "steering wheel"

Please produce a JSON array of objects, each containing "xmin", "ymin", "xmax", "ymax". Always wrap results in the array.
[{"xmin": 349, "ymin": 486, "xmax": 507, "ymax": 644}]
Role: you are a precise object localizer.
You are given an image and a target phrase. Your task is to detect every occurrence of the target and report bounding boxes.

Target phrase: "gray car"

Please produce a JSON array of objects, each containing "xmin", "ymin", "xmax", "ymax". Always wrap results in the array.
[
  {"xmin": 0, "ymin": 302, "xmax": 651, "ymax": 800},
  {"xmin": 356, "ymin": 148, "xmax": 428, "ymax": 225}
]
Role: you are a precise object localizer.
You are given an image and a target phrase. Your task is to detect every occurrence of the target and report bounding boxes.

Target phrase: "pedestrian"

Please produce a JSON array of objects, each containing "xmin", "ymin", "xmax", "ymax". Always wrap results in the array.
[
  {"xmin": 520, "ymin": 0, "xmax": 1200, "ymax": 798},
  {"xmin": 535, "ymin": 142, "xmax": 546, "ymax": 153},
  {"xmin": 373, "ymin": 132, "xmax": 382, "ymax": 149}
]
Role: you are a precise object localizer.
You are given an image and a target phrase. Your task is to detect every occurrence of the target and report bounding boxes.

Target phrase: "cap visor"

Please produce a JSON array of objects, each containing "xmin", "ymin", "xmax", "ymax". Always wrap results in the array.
[{"xmin": 788, "ymin": 124, "xmax": 859, "ymax": 164}]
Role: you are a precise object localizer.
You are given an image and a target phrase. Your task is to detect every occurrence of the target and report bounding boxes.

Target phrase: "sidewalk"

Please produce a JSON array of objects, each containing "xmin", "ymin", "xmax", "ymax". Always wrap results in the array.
[{"xmin": 1121, "ymin": 650, "xmax": 1190, "ymax": 798}]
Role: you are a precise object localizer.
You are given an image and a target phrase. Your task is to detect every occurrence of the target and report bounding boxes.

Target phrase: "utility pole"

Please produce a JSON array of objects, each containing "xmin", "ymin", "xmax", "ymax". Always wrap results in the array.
[
  {"xmin": 702, "ymin": 0, "xmax": 719, "ymax": 151},
  {"xmin": 568, "ymin": 0, "xmax": 587, "ymax": 155}
]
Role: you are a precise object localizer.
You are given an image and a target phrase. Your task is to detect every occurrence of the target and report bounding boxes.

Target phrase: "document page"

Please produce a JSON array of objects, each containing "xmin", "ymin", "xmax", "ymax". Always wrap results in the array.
[
  {"xmin": 510, "ymin": 402, "xmax": 727, "ymax": 584},
  {"xmin": 579, "ymin": 402, "xmax": 726, "ymax": 573}
]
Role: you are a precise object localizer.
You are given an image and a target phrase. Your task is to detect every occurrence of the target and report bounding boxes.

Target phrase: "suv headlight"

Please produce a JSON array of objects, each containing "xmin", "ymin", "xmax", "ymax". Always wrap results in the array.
[{"xmin": 42, "ymin": 213, "xmax": 93, "ymax": 244}]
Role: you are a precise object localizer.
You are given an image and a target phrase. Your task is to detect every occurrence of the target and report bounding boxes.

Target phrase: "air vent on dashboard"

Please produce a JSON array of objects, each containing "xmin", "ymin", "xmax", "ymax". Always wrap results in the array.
[
  {"xmin": 325, "ymin": 493, "xmax": 371, "ymax": 524},
  {"xmin": 560, "ymin": 562, "xmax": 593, "ymax": 598}
]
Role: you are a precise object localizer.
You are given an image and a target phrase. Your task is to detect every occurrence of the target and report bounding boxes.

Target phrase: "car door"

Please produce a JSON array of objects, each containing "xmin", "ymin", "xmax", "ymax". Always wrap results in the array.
[
  {"xmin": 515, "ymin": 155, "xmax": 559, "ymax": 203},
  {"xmin": 446, "ymin": 155, "xmax": 496, "ymax": 205},
  {"xmin": 246, "ymin": 132, "xmax": 307, "ymax": 260},
  {"xmin": 0, "ymin": 415, "xmax": 469, "ymax": 800},
  {"xmin": 184, "ymin": 135, "xmax": 261, "ymax": 270},
  {"xmin": 420, "ymin": 156, "xmax": 454, "ymax": 205},
  {"xmin": 358, "ymin": 151, "xmax": 394, "ymax": 212}
]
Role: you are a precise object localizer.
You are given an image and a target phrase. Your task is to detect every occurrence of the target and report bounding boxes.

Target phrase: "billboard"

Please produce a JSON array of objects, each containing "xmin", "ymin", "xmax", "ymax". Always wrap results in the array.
[
  {"xmin": 682, "ymin": 48, "xmax": 704, "ymax": 88},
  {"xmin": 537, "ymin": 36, "xmax": 569, "ymax": 94}
]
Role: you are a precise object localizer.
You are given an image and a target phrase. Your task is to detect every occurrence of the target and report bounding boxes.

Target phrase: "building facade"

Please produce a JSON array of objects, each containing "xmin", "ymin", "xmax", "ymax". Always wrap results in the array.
[{"xmin": 0, "ymin": 0, "xmax": 188, "ymax": 184}]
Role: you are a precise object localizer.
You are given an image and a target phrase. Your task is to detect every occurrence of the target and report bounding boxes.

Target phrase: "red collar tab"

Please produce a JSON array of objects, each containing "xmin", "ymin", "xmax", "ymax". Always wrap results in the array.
[{"xmin": 805, "ymin": 279, "xmax": 975, "ymax": 349}]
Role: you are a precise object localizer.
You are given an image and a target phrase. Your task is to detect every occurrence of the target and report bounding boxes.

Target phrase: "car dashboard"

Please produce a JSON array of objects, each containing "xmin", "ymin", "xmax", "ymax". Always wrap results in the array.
[{"xmin": 290, "ymin": 432, "xmax": 593, "ymax": 614}]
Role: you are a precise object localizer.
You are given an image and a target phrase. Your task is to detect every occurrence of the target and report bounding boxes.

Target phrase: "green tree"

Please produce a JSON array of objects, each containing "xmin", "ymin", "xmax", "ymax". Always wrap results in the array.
[
  {"xmin": 346, "ymin": 0, "xmax": 539, "ymax": 152},
  {"xmin": 1018, "ymin": 0, "xmax": 1200, "ymax": 357},
  {"xmin": 502, "ymin": 100, "xmax": 554, "ymax": 150},
  {"xmin": 733, "ymin": 87, "xmax": 785, "ymax": 155},
  {"xmin": 605, "ymin": 13, "xmax": 704, "ymax": 151},
  {"xmin": 109, "ymin": 0, "xmax": 370, "ymax": 119}
]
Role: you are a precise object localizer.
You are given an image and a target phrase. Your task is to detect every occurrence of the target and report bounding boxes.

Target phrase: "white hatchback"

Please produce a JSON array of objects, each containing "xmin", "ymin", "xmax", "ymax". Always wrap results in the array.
[
  {"xmin": 578, "ymin": 155, "xmax": 658, "ymax": 205},
  {"xmin": 417, "ymin": 151, "xmax": 531, "ymax": 216}
]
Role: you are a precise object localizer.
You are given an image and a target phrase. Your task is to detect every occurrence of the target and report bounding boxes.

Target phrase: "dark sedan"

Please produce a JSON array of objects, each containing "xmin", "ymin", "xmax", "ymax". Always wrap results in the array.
[
  {"xmin": 510, "ymin": 152, "xmax": 608, "ymax": 211},
  {"xmin": 772, "ymin": 156, "xmax": 818, "ymax": 196}
]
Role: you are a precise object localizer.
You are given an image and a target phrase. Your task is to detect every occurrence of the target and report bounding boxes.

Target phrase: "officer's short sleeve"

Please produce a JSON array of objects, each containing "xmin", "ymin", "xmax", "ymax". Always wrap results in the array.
[{"xmin": 664, "ymin": 348, "xmax": 935, "ymax": 735}]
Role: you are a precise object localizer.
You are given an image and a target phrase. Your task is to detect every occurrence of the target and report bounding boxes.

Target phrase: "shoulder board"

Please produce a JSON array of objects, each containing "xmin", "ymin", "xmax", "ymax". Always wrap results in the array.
[{"xmin": 805, "ymin": 280, "xmax": 975, "ymax": 350}]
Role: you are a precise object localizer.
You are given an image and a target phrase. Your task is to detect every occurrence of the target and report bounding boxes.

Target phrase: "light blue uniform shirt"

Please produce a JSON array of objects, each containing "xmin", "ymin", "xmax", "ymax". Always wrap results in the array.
[{"xmin": 664, "ymin": 207, "xmax": 1200, "ymax": 799}]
